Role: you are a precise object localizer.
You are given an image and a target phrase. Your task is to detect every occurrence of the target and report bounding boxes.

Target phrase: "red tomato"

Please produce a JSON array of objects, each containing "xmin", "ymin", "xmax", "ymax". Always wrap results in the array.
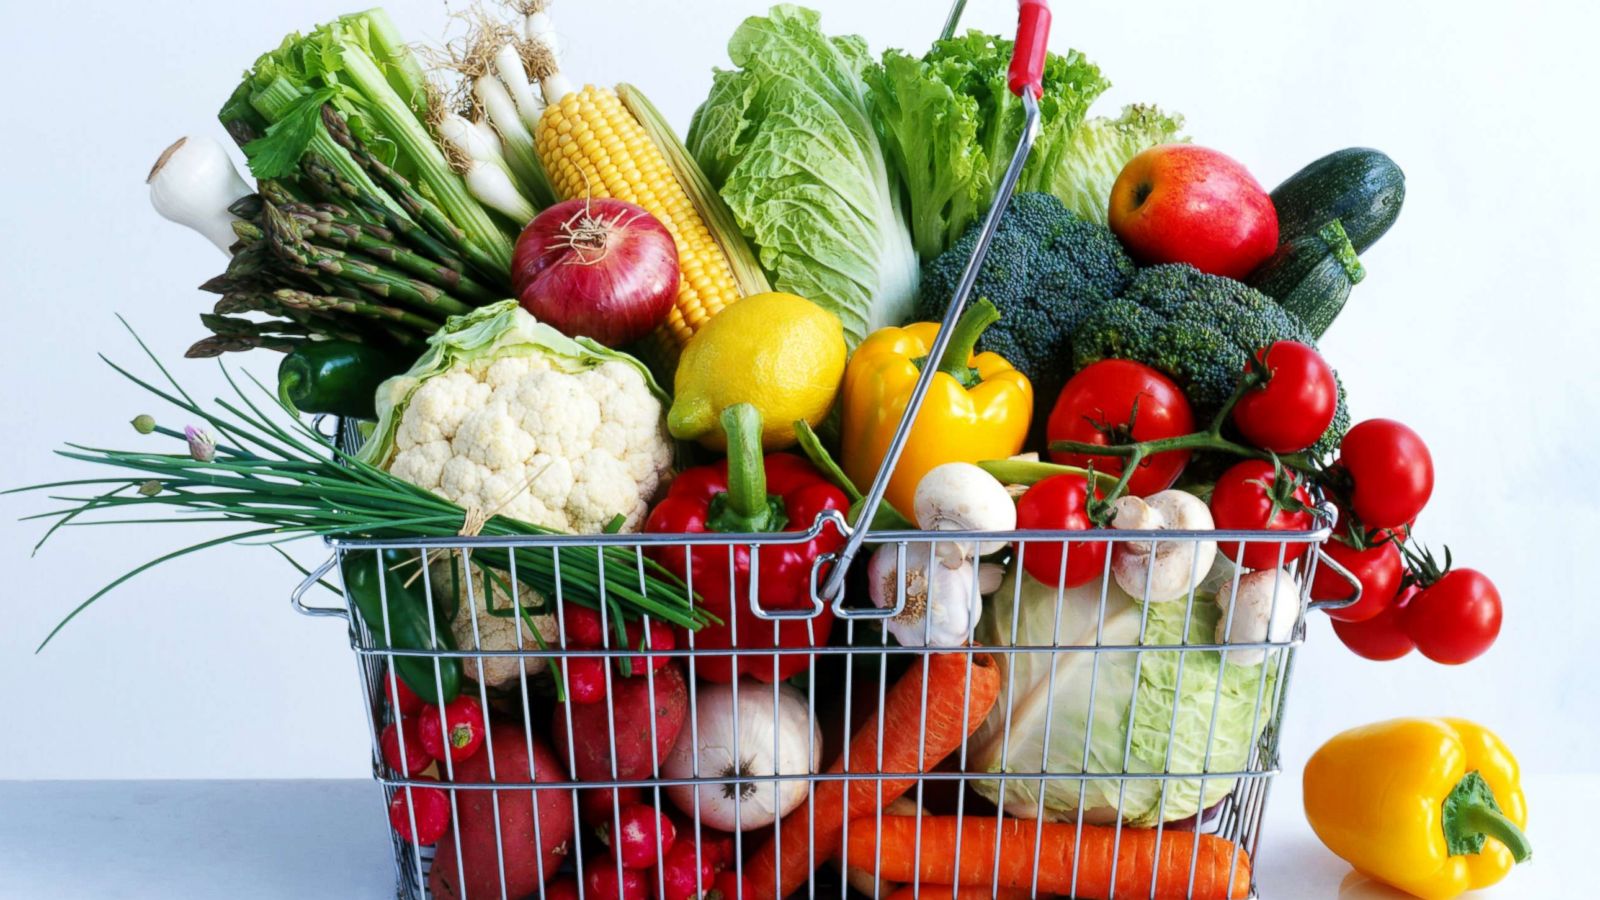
[
  {"xmin": 418, "ymin": 696, "xmax": 486, "ymax": 763},
  {"xmin": 1047, "ymin": 360, "xmax": 1195, "ymax": 496},
  {"xmin": 1015, "ymin": 473, "xmax": 1107, "ymax": 589},
  {"xmin": 1209, "ymin": 460, "xmax": 1315, "ymax": 569},
  {"xmin": 1231, "ymin": 341, "xmax": 1338, "ymax": 453},
  {"xmin": 1401, "ymin": 568, "xmax": 1501, "ymax": 664},
  {"xmin": 1338, "ymin": 419, "xmax": 1434, "ymax": 529},
  {"xmin": 1313, "ymin": 539, "xmax": 1403, "ymax": 623},
  {"xmin": 1331, "ymin": 585, "xmax": 1416, "ymax": 661}
]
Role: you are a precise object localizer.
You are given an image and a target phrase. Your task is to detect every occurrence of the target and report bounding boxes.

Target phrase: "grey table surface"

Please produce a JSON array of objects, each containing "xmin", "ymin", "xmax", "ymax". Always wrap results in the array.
[{"xmin": 0, "ymin": 775, "xmax": 1586, "ymax": 898}]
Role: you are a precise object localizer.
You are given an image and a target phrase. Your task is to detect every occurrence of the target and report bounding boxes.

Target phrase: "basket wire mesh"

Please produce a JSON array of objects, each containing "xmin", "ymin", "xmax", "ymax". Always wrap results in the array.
[{"xmin": 287, "ymin": 3, "xmax": 1363, "ymax": 897}]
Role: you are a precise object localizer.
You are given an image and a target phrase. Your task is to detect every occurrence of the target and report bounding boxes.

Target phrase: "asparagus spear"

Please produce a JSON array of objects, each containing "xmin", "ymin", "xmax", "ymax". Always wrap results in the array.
[
  {"xmin": 260, "ymin": 204, "xmax": 475, "ymax": 318},
  {"xmin": 187, "ymin": 334, "xmax": 302, "ymax": 358},
  {"xmin": 256, "ymin": 183, "xmax": 499, "ymax": 303},
  {"xmin": 298, "ymin": 156, "xmax": 479, "ymax": 281},
  {"xmin": 320, "ymin": 106, "xmax": 508, "ymax": 282},
  {"xmin": 273, "ymin": 289, "xmax": 443, "ymax": 335}
]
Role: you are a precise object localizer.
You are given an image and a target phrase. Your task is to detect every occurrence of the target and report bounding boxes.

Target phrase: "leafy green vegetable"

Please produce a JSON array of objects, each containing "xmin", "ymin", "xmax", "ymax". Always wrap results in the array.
[
  {"xmin": 866, "ymin": 31, "xmax": 1108, "ymax": 260},
  {"xmin": 219, "ymin": 9, "xmax": 513, "ymax": 270},
  {"xmin": 972, "ymin": 565, "xmax": 1278, "ymax": 827},
  {"xmin": 687, "ymin": 5, "xmax": 919, "ymax": 347},
  {"xmin": 1048, "ymin": 104, "xmax": 1187, "ymax": 224}
]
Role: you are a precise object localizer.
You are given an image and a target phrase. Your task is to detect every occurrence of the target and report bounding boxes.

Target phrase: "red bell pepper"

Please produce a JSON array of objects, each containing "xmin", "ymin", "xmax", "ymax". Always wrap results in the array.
[{"xmin": 644, "ymin": 404, "xmax": 846, "ymax": 682}]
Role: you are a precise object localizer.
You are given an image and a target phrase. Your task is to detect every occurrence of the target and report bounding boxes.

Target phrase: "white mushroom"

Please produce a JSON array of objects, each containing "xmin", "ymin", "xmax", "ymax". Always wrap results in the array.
[
  {"xmin": 867, "ymin": 543, "xmax": 981, "ymax": 647},
  {"xmin": 1110, "ymin": 489, "xmax": 1218, "ymax": 603},
  {"xmin": 1215, "ymin": 567, "xmax": 1300, "ymax": 665},
  {"xmin": 913, "ymin": 462, "xmax": 1016, "ymax": 568}
]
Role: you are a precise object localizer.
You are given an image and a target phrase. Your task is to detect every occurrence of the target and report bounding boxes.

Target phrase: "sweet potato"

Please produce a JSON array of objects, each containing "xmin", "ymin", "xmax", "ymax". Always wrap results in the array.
[
  {"xmin": 553, "ymin": 661, "xmax": 687, "ymax": 781},
  {"xmin": 428, "ymin": 723, "xmax": 575, "ymax": 900}
]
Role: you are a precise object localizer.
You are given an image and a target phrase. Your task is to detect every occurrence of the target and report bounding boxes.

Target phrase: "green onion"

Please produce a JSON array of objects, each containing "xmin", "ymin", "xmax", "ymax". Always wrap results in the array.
[{"xmin": 10, "ymin": 322, "xmax": 708, "ymax": 651}]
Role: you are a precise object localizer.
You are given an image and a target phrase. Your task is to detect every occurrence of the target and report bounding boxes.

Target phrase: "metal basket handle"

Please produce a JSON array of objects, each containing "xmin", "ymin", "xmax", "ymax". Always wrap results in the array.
[
  {"xmin": 1307, "ymin": 545, "xmax": 1364, "ymax": 613},
  {"xmin": 290, "ymin": 552, "xmax": 350, "ymax": 620},
  {"xmin": 820, "ymin": 0, "xmax": 1052, "ymax": 602}
]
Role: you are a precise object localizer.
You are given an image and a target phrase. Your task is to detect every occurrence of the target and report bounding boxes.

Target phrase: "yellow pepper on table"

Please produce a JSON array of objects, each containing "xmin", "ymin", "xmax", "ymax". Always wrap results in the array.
[
  {"xmin": 839, "ymin": 298, "xmax": 1032, "ymax": 516},
  {"xmin": 1303, "ymin": 718, "xmax": 1531, "ymax": 900}
]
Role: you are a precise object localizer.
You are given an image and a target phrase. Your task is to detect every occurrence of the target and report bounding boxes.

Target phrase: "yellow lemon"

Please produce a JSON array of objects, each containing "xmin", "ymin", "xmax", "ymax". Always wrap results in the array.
[{"xmin": 668, "ymin": 292, "xmax": 847, "ymax": 450}]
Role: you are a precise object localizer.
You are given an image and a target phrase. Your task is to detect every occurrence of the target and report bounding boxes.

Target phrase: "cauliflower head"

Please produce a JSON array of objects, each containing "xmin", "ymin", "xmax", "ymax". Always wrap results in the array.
[
  {"xmin": 430, "ymin": 556, "xmax": 559, "ymax": 689},
  {"xmin": 362, "ymin": 302, "xmax": 675, "ymax": 533}
]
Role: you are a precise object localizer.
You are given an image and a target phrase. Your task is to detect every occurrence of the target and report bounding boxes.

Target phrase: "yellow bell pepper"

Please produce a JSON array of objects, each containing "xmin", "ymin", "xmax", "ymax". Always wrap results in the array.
[
  {"xmin": 1303, "ymin": 718, "xmax": 1531, "ymax": 900},
  {"xmin": 839, "ymin": 299, "xmax": 1032, "ymax": 517}
]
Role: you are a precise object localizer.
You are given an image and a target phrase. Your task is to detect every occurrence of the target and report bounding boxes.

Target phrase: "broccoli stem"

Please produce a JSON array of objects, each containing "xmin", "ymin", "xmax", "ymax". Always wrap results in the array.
[{"xmin": 934, "ymin": 298, "xmax": 1001, "ymax": 385}]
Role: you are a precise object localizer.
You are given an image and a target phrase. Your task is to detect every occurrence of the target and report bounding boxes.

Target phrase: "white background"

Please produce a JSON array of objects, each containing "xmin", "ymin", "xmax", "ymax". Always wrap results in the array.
[{"xmin": 1, "ymin": 0, "xmax": 1594, "ymax": 819}]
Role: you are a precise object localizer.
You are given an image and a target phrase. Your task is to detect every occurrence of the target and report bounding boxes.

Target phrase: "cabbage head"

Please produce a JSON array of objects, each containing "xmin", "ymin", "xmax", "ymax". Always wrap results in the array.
[{"xmin": 971, "ymin": 566, "xmax": 1279, "ymax": 827}]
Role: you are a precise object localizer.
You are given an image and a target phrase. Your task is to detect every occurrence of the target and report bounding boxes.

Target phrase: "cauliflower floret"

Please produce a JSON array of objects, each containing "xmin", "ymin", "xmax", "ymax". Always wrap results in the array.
[
  {"xmin": 383, "ymin": 344, "xmax": 674, "ymax": 534},
  {"xmin": 431, "ymin": 557, "xmax": 559, "ymax": 689}
]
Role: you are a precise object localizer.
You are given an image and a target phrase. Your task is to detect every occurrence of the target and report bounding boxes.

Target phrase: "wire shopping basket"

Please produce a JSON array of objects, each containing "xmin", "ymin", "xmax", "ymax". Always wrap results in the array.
[{"xmin": 290, "ymin": 2, "xmax": 1362, "ymax": 897}]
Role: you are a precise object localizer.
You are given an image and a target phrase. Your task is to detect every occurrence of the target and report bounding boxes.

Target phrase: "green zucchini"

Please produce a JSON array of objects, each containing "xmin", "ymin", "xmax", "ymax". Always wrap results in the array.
[
  {"xmin": 1249, "ymin": 148, "xmax": 1404, "ymax": 335},
  {"xmin": 1270, "ymin": 147, "xmax": 1405, "ymax": 254},
  {"xmin": 1250, "ymin": 219, "xmax": 1365, "ymax": 337}
]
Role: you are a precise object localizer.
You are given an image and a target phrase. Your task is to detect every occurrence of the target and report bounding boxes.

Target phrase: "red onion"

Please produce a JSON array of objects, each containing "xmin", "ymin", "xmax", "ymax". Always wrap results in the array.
[{"xmin": 512, "ymin": 198, "xmax": 680, "ymax": 347}]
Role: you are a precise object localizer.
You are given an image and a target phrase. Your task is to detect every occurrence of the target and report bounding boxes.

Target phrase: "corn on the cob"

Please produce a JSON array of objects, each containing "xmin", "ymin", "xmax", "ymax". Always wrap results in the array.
[{"xmin": 534, "ymin": 83, "xmax": 765, "ymax": 349}]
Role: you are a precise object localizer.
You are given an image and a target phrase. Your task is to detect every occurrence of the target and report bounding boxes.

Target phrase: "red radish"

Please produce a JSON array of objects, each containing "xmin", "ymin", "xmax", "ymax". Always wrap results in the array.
[
  {"xmin": 710, "ymin": 870, "xmax": 750, "ymax": 899},
  {"xmin": 381, "ymin": 719, "xmax": 431, "ymax": 777},
  {"xmin": 428, "ymin": 725, "xmax": 575, "ymax": 900},
  {"xmin": 600, "ymin": 803, "xmax": 677, "ymax": 869},
  {"xmin": 554, "ymin": 662, "xmax": 688, "ymax": 782},
  {"xmin": 564, "ymin": 656, "xmax": 609, "ymax": 704},
  {"xmin": 700, "ymin": 832, "xmax": 737, "ymax": 871},
  {"xmin": 388, "ymin": 777, "xmax": 451, "ymax": 845},
  {"xmin": 661, "ymin": 839, "xmax": 717, "ymax": 900},
  {"xmin": 620, "ymin": 617, "xmax": 676, "ymax": 674},
  {"xmin": 419, "ymin": 696, "xmax": 485, "ymax": 763},
  {"xmin": 581, "ymin": 786, "xmax": 644, "ymax": 829},
  {"xmin": 544, "ymin": 876, "xmax": 581, "ymax": 900},
  {"xmin": 585, "ymin": 857, "xmax": 650, "ymax": 900},
  {"xmin": 562, "ymin": 602, "xmax": 607, "ymax": 648},
  {"xmin": 385, "ymin": 671, "xmax": 423, "ymax": 717},
  {"xmin": 512, "ymin": 198, "xmax": 679, "ymax": 347}
]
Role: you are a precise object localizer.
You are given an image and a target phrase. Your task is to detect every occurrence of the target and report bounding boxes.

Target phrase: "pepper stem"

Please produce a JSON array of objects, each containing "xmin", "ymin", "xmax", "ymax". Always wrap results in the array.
[
  {"xmin": 935, "ymin": 298, "xmax": 1000, "ymax": 384},
  {"xmin": 1441, "ymin": 770, "xmax": 1533, "ymax": 863},
  {"xmin": 707, "ymin": 403, "xmax": 787, "ymax": 534},
  {"xmin": 1459, "ymin": 802, "xmax": 1533, "ymax": 863}
]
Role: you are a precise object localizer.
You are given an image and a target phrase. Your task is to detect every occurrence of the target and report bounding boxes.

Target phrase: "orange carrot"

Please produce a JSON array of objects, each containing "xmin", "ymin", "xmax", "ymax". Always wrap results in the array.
[
  {"xmin": 846, "ymin": 815, "xmax": 1252, "ymax": 900},
  {"xmin": 884, "ymin": 886, "xmax": 1030, "ymax": 900},
  {"xmin": 744, "ymin": 652, "xmax": 1001, "ymax": 900}
]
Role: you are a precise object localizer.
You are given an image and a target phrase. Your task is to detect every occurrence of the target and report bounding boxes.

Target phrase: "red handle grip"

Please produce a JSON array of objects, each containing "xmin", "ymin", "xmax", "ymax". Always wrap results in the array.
[{"xmin": 1007, "ymin": 0, "xmax": 1052, "ymax": 98}]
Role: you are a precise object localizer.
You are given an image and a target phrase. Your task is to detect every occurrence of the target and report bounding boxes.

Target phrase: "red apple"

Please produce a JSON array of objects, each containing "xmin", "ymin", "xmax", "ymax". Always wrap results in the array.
[{"xmin": 1108, "ymin": 144, "xmax": 1278, "ymax": 280}]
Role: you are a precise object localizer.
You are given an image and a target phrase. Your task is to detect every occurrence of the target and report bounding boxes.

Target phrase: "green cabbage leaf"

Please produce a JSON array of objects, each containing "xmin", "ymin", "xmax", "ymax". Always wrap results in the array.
[
  {"xmin": 687, "ymin": 5, "xmax": 919, "ymax": 347},
  {"xmin": 971, "ymin": 564, "xmax": 1278, "ymax": 827}
]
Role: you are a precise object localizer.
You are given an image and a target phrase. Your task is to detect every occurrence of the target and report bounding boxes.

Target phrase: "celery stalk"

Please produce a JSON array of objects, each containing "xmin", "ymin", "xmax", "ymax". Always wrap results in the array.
[
  {"xmin": 327, "ymin": 33, "xmax": 515, "ymax": 270},
  {"xmin": 245, "ymin": 76, "xmax": 401, "ymax": 216}
]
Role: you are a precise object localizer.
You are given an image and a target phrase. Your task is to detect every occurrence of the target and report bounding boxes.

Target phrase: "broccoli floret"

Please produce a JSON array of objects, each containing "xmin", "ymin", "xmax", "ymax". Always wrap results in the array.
[
  {"xmin": 916, "ymin": 192, "xmax": 1135, "ymax": 424},
  {"xmin": 1071, "ymin": 264, "xmax": 1350, "ymax": 454}
]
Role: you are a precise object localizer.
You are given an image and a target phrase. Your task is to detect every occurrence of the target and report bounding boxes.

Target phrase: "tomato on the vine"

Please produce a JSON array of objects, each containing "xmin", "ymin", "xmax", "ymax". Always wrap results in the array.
[
  {"xmin": 1401, "ymin": 568, "xmax": 1501, "ymax": 664},
  {"xmin": 1209, "ymin": 460, "xmax": 1315, "ymax": 569},
  {"xmin": 1231, "ymin": 341, "xmax": 1337, "ymax": 453},
  {"xmin": 1047, "ymin": 360, "xmax": 1195, "ymax": 497},
  {"xmin": 1015, "ymin": 473, "xmax": 1107, "ymax": 589},
  {"xmin": 1332, "ymin": 585, "xmax": 1416, "ymax": 661},
  {"xmin": 1338, "ymin": 419, "xmax": 1433, "ymax": 529},
  {"xmin": 1313, "ymin": 537, "xmax": 1403, "ymax": 623}
]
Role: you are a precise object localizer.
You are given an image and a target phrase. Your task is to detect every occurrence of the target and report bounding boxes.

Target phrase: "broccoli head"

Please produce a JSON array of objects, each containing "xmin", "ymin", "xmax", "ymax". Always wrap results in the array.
[
  {"xmin": 916, "ymin": 192, "xmax": 1135, "ymax": 425},
  {"xmin": 1071, "ymin": 264, "xmax": 1350, "ymax": 454}
]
